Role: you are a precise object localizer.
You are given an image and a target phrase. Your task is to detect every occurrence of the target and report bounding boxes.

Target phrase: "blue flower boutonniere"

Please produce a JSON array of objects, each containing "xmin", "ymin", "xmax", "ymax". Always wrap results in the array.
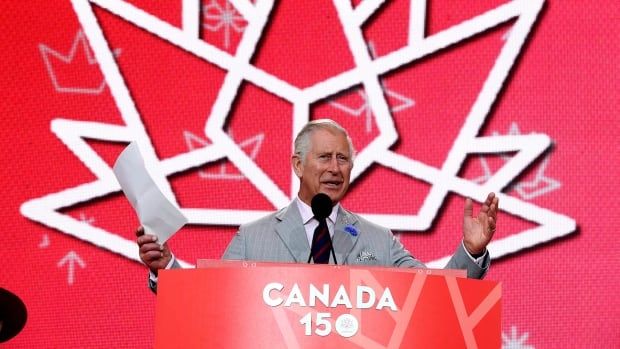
[{"xmin": 344, "ymin": 225, "xmax": 358, "ymax": 236}]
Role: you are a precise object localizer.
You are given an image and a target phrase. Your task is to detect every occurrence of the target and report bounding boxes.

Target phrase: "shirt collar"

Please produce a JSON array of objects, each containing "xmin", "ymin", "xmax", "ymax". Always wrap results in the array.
[{"xmin": 295, "ymin": 197, "xmax": 339, "ymax": 225}]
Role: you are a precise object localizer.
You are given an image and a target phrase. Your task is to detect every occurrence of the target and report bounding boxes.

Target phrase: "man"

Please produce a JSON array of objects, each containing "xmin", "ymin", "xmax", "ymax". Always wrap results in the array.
[{"xmin": 137, "ymin": 119, "xmax": 498, "ymax": 291}]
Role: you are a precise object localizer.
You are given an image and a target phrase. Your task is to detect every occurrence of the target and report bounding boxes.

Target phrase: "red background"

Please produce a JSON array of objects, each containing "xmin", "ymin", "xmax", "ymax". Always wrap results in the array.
[{"xmin": 1, "ymin": 0, "xmax": 618, "ymax": 347}]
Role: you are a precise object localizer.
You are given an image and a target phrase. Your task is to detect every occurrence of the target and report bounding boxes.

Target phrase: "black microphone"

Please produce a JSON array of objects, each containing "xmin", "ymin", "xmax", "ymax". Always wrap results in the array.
[
  {"xmin": 308, "ymin": 193, "xmax": 338, "ymax": 264},
  {"xmin": 311, "ymin": 193, "xmax": 332, "ymax": 219}
]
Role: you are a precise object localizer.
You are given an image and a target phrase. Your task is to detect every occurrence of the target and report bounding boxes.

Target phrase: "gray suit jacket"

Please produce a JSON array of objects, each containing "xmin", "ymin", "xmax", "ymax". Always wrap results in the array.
[
  {"xmin": 222, "ymin": 203, "xmax": 488, "ymax": 278},
  {"xmin": 150, "ymin": 203, "xmax": 488, "ymax": 292}
]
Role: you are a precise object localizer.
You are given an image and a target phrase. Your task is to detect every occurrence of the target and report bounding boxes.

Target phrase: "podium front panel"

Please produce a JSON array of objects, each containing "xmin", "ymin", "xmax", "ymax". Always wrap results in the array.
[{"xmin": 155, "ymin": 262, "xmax": 500, "ymax": 348}]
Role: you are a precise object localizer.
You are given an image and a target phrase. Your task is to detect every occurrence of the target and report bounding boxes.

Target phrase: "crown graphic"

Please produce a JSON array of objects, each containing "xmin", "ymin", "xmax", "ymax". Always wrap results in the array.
[
  {"xmin": 184, "ymin": 130, "xmax": 264, "ymax": 179},
  {"xmin": 39, "ymin": 30, "xmax": 120, "ymax": 94}
]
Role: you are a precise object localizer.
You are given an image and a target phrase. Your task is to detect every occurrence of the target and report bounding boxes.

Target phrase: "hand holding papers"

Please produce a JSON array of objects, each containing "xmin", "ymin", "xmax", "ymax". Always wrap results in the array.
[{"xmin": 113, "ymin": 142, "xmax": 187, "ymax": 244}]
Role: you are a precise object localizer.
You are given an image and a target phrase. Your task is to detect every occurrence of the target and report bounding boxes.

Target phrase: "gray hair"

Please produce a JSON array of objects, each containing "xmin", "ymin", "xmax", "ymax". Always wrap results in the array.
[{"xmin": 293, "ymin": 119, "xmax": 356, "ymax": 164}]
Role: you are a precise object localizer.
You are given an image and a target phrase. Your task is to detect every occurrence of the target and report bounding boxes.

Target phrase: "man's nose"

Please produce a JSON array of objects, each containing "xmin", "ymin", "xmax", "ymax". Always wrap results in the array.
[{"xmin": 327, "ymin": 157, "xmax": 341, "ymax": 172}]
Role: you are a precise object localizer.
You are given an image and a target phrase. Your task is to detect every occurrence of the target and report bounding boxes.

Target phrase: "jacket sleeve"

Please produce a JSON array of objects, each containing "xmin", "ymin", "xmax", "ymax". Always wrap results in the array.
[
  {"xmin": 444, "ymin": 243, "xmax": 490, "ymax": 279},
  {"xmin": 222, "ymin": 227, "xmax": 247, "ymax": 260},
  {"xmin": 148, "ymin": 258, "xmax": 182, "ymax": 294}
]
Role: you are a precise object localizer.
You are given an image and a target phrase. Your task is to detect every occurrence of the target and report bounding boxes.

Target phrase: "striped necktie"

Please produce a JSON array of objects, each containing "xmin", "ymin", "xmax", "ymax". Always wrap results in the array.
[{"xmin": 310, "ymin": 217, "xmax": 332, "ymax": 264}]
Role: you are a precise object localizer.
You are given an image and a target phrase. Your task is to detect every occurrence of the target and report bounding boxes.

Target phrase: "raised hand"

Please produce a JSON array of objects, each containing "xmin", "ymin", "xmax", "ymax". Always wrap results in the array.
[
  {"xmin": 463, "ymin": 192, "xmax": 499, "ymax": 256},
  {"xmin": 136, "ymin": 226, "xmax": 172, "ymax": 275}
]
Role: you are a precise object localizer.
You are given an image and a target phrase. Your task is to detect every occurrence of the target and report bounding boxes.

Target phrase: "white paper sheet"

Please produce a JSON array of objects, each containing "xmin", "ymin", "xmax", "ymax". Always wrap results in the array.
[{"xmin": 113, "ymin": 142, "xmax": 187, "ymax": 243}]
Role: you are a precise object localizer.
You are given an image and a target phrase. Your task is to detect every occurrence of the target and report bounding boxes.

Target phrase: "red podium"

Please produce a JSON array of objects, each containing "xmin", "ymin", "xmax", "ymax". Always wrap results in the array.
[{"xmin": 155, "ymin": 261, "xmax": 501, "ymax": 348}]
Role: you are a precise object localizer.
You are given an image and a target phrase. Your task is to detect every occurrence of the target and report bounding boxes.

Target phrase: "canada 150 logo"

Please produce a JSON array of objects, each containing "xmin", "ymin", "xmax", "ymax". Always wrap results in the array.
[{"xmin": 21, "ymin": 0, "xmax": 575, "ymax": 268}]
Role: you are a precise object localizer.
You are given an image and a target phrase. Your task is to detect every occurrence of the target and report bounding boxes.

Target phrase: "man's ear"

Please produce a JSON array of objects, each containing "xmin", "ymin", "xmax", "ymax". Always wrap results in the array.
[{"xmin": 292, "ymin": 155, "xmax": 303, "ymax": 178}]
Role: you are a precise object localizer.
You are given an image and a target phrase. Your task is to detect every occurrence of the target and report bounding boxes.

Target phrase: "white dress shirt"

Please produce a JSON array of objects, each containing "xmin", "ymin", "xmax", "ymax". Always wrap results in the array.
[{"xmin": 294, "ymin": 197, "xmax": 339, "ymax": 246}]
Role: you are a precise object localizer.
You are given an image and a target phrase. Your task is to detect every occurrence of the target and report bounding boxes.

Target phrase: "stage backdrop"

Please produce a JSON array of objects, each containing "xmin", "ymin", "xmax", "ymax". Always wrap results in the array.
[{"xmin": 1, "ymin": 0, "xmax": 618, "ymax": 347}]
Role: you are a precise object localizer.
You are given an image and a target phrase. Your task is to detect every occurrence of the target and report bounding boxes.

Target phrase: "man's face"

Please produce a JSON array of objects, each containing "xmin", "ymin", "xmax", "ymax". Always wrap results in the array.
[{"xmin": 293, "ymin": 128, "xmax": 353, "ymax": 205}]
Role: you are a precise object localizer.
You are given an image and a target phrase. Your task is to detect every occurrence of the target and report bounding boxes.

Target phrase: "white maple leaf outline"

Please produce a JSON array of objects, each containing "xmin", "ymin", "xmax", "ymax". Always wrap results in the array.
[{"xmin": 20, "ymin": 0, "xmax": 576, "ymax": 268}]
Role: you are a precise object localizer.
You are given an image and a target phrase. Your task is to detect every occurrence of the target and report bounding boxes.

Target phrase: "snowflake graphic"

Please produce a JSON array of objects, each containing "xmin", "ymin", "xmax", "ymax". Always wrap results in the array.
[
  {"xmin": 502, "ymin": 326, "xmax": 535, "ymax": 349},
  {"xmin": 21, "ymin": 0, "xmax": 575, "ymax": 269},
  {"xmin": 202, "ymin": 0, "xmax": 247, "ymax": 49}
]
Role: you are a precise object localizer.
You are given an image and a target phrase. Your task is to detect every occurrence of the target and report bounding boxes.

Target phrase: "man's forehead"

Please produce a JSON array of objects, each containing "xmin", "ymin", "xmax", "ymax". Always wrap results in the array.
[{"xmin": 310, "ymin": 129, "xmax": 350, "ymax": 153}]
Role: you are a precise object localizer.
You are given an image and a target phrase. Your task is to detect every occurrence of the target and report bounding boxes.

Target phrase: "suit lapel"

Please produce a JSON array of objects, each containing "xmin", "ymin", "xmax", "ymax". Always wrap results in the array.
[
  {"xmin": 274, "ymin": 203, "xmax": 310, "ymax": 263},
  {"xmin": 333, "ymin": 206, "xmax": 360, "ymax": 264}
]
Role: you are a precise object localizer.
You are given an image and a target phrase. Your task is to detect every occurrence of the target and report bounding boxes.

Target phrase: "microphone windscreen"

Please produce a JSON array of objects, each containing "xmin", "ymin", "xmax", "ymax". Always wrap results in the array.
[
  {"xmin": 311, "ymin": 193, "xmax": 332, "ymax": 219},
  {"xmin": 0, "ymin": 288, "xmax": 27, "ymax": 343}
]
